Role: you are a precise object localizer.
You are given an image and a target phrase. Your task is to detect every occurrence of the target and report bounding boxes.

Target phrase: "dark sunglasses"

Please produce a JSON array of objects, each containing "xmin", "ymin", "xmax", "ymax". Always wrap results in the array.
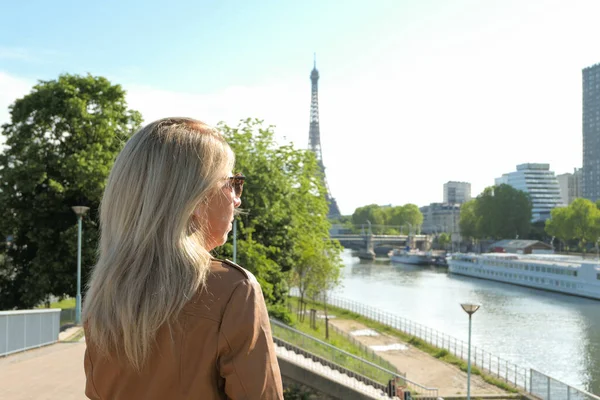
[{"xmin": 227, "ymin": 173, "xmax": 245, "ymax": 197}]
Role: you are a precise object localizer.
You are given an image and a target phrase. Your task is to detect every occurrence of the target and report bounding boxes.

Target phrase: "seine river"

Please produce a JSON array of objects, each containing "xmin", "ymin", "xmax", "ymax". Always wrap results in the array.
[{"xmin": 332, "ymin": 249, "xmax": 600, "ymax": 395}]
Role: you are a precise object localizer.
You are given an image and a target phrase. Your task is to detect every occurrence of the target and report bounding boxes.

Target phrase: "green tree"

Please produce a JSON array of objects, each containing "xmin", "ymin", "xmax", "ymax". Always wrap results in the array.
[
  {"xmin": 566, "ymin": 198, "xmax": 600, "ymax": 252},
  {"xmin": 216, "ymin": 119, "xmax": 343, "ymax": 311},
  {"xmin": 545, "ymin": 206, "xmax": 572, "ymax": 249},
  {"xmin": 459, "ymin": 200, "xmax": 480, "ymax": 239},
  {"xmin": 438, "ymin": 232, "xmax": 451, "ymax": 250},
  {"xmin": 351, "ymin": 204, "xmax": 387, "ymax": 234},
  {"xmin": 474, "ymin": 185, "xmax": 532, "ymax": 239},
  {"xmin": 399, "ymin": 204, "xmax": 424, "ymax": 233},
  {"xmin": 351, "ymin": 204, "xmax": 423, "ymax": 234},
  {"xmin": 0, "ymin": 74, "xmax": 142, "ymax": 309}
]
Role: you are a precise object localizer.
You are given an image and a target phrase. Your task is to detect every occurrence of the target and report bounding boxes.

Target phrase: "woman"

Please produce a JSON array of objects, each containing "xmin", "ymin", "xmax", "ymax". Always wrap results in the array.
[{"xmin": 83, "ymin": 117, "xmax": 283, "ymax": 399}]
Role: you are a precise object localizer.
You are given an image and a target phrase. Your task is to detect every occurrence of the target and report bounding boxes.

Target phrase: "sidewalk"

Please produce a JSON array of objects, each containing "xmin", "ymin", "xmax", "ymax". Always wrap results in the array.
[
  {"xmin": 328, "ymin": 318, "xmax": 510, "ymax": 399},
  {"xmin": 0, "ymin": 331, "xmax": 86, "ymax": 400}
]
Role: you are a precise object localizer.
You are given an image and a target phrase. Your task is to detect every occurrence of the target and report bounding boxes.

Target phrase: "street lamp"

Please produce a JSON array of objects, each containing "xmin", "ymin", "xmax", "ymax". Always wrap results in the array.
[
  {"xmin": 233, "ymin": 219, "xmax": 237, "ymax": 263},
  {"xmin": 461, "ymin": 303, "xmax": 481, "ymax": 400},
  {"xmin": 72, "ymin": 206, "xmax": 90, "ymax": 325}
]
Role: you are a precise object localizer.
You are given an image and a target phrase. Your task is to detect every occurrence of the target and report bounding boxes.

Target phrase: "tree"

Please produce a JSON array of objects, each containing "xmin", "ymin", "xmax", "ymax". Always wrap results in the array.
[
  {"xmin": 472, "ymin": 185, "xmax": 532, "ymax": 239},
  {"xmin": 437, "ymin": 232, "xmax": 451, "ymax": 250},
  {"xmin": 545, "ymin": 206, "xmax": 572, "ymax": 250},
  {"xmin": 566, "ymin": 198, "xmax": 600, "ymax": 252},
  {"xmin": 215, "ymin": 119, "xmax": 343, "ymax": 313},
  {"xmin": 0, "ymin": 74, "xmax": 142, "ymax": 309},
  {"xmin": 398, "ymin": 204, "xmax": 424, "ymax": 233},
  {"xmin": 459, "ymin": 200, "xmax": 480, "ymax": 239},
  {"xmin": 545, "ymin": 199, "xmax": 600, "ymax": 253},
  {"xmin": 352, "ymin": 204, "xmax": 386, "ymax": 234},
  {"xmin": 351, "ymin": 204, "xmax": 424, "ymax": 234}
]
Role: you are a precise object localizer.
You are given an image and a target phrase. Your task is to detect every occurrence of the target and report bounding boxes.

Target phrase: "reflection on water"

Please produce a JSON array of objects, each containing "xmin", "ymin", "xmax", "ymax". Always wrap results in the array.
[{"xmin": 335, "ymin": 250, "xmax": 600, "ymax": 394}]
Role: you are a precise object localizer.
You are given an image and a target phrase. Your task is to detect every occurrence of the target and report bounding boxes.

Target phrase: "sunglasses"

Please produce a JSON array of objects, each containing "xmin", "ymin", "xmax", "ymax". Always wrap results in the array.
[{"xmin": 227, "ymin": 173, "xmax": 245, "ymax": 197}]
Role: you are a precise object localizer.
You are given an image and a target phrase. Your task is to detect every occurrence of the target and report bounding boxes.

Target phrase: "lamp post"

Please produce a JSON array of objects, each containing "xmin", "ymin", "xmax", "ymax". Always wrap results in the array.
[
  {"xmin": 72, "ymin": 206, "xmax": 90, "ymax": 325},
  {"xmin": 461, "ymin": 303, "xmax": 481, "ymax": 400},
  {"xmin": 233, "ymin": 219, "xmax": 237, "ymax": 263}
]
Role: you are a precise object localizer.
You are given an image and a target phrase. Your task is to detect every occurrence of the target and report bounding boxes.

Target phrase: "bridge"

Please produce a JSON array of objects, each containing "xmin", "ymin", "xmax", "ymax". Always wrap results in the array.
[{"xmin": 329, "ymin": 233, "xmax": 433, "ymax": 258}]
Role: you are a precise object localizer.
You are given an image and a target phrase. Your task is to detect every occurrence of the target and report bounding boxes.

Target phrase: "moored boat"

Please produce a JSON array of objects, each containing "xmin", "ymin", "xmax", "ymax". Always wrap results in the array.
[
  {"xmin": 448, "ymin": 252, "xmax": 600, "ymax": 300},
  {"xmin": 390, "ymin": 248, "xmax": 432, "ymax": 265}
]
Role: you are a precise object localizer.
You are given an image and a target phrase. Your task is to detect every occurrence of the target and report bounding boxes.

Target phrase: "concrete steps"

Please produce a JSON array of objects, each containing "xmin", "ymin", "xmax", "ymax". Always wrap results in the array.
[{"xmin": 275, "ymin": 344, "xmax": 401, "ymax": 399}]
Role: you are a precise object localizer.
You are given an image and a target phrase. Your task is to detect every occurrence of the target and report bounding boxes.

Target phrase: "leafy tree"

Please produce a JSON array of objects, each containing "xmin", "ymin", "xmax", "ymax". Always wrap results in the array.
[
  {"xmin": 475, "ymin": 185, "xmax": 532, "ymax": 239},
  {"xmin": 546, "ymin": 199, "xmax": 600, "ymax": 253},
  {"xmin": 216, "ymin": 119, "xmax": 343, "ymax": 311},
  {"xmin": 0, "ymin": 74, "xmax": 142, "ymax": 309},
  {"xmin": 459, "ymin": 200, "xmax": 480, "ymax": 239},
  {"xmin": 351, "ymin": 204, "xmax": 386, "ymax": 234},
  {"xmin": 545, "ymin": 206, "xmax": 572, "ymax": 245},
  {"xmin": 351, "ymin": 204, "xmax": 423, "ymax": 234},
  {"xmin": 566, "ymin": 198, "xmax": 600, "ymax": 251},
  {"xmin": 398, "ymin": 204, "xmax": 424, "ymax": 233},
  {"xmin": 438, "ymin": 232, "xmax": 451, "ymax": 249}
]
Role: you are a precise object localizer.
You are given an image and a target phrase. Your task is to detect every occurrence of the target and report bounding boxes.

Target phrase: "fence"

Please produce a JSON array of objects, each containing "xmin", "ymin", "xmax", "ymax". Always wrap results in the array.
[
  {"xmin": 270, "ymin": 318, "xmax": 439, "ymax": 399},
  {"xmin": 0, "ymin": 309, "xmax": 61, "ymax": 356},
  {"xmin": 60, "ymin": 308, "xmax": 76, "ymax": 327},
  {"xmin": 530, "ymin": 369, "xmax": 600, "ymax": 400},
  {"xmin": 287, "ymin": 300, "xmax": 402, "ymax": 377},
  {"xmin": 289, "ymin": 289, "xmax": 597, "ymax": 399}
]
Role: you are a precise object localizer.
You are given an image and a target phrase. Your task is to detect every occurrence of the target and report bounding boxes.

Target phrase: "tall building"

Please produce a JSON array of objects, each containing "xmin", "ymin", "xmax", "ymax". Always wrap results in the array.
[
  {"xmin": 495, "ymin": 163, "xmax": 562, "ymax": 222},
  {"xmin": 443, "ymin": 181, "xmax": 471, "ymax": 204},
  {"xmin": 557, "ymin": 168, "xmax": 582, "ymax": 206},
  {"xmin": 583, "ymin": 62, "xmax": 600, "ymax": 202},
  {"xmin": 307, "ymin": 56, "xmax": 341, "ymax": 218}
]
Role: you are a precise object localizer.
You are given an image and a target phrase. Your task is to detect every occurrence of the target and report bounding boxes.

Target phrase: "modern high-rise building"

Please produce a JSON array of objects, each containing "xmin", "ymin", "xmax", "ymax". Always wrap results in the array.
[
  {"xmin": 582, "ymin": 62, "xmax": 600, "ymax": 202},
  {"xmin": 443, "ymin": 181, "xmax": 471, "ymax": 204},
  {"xmin": 557, "ymin": 168, "xmax": 582, "ymax": 206},
  {"xmin": 495, "ymin": 163, "xmax": 562, "ymax": 222}
]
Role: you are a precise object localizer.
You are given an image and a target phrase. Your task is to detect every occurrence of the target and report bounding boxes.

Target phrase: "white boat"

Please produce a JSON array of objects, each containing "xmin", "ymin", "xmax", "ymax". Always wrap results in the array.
[
  {"xmin": 447, "ymin": 252, "xmax": 600, "ymax": 300},
  {"xmin": 390, "ymin": 248, "xmax": 432, "ymax": 265}
]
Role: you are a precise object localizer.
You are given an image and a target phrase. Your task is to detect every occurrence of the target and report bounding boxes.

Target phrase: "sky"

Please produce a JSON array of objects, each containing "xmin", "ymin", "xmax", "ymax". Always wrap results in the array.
[{"xmin": 1, "ymin": 0, "xmax": 600, "ymax": 215}]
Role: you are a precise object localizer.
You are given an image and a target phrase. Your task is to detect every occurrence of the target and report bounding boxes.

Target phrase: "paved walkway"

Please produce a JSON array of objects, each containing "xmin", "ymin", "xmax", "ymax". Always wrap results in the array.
[
  {"xmin": 328, "ymin": 319, "xmax": 511, "ymax": 399},
  {"xmin": 0, "ymin": 331, "xmax": 86, "ymax": 400}
]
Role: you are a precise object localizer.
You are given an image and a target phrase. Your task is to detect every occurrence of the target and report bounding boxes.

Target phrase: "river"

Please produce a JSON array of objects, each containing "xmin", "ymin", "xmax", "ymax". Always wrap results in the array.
[{"xmin": 332, "ymin": 249, "xmax": 600, "ymax": 395}]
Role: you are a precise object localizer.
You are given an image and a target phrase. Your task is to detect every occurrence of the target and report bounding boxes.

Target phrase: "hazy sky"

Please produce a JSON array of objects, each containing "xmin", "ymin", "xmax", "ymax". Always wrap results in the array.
[{"xmin": 1, "ymin": 0, "xmax": 600, "ymax": 215}]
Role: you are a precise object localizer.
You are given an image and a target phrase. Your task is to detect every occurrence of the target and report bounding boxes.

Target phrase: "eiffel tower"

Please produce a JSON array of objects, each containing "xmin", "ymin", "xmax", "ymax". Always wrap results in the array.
[{"xmin": 308, "ymin": 56, "xmax": 341, "ymax": 219}]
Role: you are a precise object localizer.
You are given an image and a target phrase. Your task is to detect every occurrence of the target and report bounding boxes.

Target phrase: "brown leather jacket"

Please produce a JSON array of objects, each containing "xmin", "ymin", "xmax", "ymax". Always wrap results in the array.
[{"xmin": 84, "ymin": 259, "xmax": 284, "ymax": 399}]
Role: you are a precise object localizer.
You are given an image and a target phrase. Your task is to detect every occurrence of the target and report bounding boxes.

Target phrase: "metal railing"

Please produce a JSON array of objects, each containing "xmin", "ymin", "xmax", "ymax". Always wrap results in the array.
[
  {"xmin": 270, "ymin": 318, "xmax": 439, "ymax": 399},
  {"xmin": 530, "ymin": 369, "xmax": 600, "ymax": 400},
  {"xmin": 290, "ymin": 289, "xmax": 598, "ymax": 399},
  {"xmin": 0, "ymin": 309, "xmax": 61, "ymax": 356},
  {"xmin": 60, "ymin": 308, "xmax": 76, "ymax": 327},
  {"xmin": 288, "ymin": 302, "xmax": 402, "ymax": 376}
]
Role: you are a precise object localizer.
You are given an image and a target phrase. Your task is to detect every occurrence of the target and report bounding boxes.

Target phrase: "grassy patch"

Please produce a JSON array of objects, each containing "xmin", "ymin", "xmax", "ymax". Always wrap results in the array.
[
  {"xmin": 291, "ymin": 296, "xmax": 518, "ymax": 394},
  {"xmin": 37, "ymin": 298, "xmax": 76, "ymax": 309},
  {"xmin": 273, "ymin": 298, "xmax": 401, "ymax": 385}
]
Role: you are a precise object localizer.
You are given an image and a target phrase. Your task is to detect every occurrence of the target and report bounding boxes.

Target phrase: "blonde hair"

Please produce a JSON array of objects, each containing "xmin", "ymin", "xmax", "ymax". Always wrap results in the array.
[{"xmin": 83, "ymin": 117, "xmax": 234, "ymax": 371}]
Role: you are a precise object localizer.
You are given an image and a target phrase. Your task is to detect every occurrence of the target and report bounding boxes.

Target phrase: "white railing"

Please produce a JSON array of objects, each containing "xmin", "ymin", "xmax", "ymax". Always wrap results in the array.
[
  {"xmin": 0, "ymin": 309, "xmax": 61, "ymax": 356},
  {"xmin": 530, "ymin": 369, "xmax": 600, "ymax": 400}
]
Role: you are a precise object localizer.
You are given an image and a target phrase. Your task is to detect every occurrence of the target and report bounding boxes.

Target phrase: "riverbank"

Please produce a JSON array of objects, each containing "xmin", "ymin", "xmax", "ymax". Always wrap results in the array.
[{"xmin": 289, "ymin": 296, "xmax": 517, "ymax": 399}]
